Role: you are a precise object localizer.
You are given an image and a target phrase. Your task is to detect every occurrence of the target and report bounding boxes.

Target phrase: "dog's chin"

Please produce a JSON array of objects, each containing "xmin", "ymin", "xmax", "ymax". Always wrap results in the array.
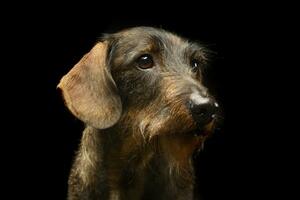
[{"xmin": 188, "ymin": 119, "xmax": 218, "ymax": 151}]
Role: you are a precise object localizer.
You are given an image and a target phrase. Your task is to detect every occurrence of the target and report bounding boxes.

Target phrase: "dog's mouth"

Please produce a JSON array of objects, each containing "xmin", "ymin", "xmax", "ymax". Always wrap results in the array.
[
  {"xmin": 192, "ymin": 114, "xmax": 220, "ymax": 136},
  {"xmin": 188, "ymin": 114, "xmax": 223, "ymax": 150}
]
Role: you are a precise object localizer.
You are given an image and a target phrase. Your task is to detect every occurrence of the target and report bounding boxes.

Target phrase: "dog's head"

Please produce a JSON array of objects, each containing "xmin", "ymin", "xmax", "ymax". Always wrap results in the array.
[{"xmin": 58, "ymin": 27, "xmax": 220, "ymax": 152}]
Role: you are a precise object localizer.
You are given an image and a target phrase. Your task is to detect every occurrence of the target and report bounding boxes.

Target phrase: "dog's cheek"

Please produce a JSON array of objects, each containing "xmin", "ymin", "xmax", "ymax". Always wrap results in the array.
[
  {"xmin": 113, "ymin": 69, "xmax": 160, "ymax": 107},
  {"xmin": 143, "ymin": 104, "xmax": 194, "ymax": 138}
]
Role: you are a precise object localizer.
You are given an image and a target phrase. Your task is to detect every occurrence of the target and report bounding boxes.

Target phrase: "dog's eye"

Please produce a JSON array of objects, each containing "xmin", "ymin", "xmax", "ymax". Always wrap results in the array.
[
  {"xmin": 190, "ymin": 59, "xmax": 200, "ymax": 72},
  {"xmin": 137, "ymin": 54, "xmax": 154, "ymax": 69}
]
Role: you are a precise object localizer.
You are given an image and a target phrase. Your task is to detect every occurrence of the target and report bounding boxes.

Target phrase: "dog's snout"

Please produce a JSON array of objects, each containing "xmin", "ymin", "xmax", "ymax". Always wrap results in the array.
[{"xmin": 189, "ymin": 98, "xmax": 219, "ymax": 126}]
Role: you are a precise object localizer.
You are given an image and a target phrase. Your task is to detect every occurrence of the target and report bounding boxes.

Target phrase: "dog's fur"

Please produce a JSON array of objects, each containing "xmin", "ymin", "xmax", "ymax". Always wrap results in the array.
[{"xmin": 58, "ymin": 27, "xmax": 218, "ymax": 200}]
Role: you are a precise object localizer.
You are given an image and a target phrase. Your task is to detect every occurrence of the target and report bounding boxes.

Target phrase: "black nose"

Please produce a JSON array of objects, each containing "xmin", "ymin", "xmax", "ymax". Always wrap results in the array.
[{"xmin": 189, "ymin": 100, "xmax": 219, "ymax": 126}]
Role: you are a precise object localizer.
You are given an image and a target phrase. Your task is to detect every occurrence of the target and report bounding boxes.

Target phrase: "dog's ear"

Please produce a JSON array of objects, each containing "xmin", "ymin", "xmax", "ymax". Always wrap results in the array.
[{"xmin": 57, "ymin": 42, "xmax": 122, "ymax": 129}]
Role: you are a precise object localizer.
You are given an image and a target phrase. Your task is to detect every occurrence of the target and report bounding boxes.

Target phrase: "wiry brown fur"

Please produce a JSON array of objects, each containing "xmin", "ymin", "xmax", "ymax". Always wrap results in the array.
[{"xmin": 58, "ymin": 27, "xmax": 218, "ymax": 200}]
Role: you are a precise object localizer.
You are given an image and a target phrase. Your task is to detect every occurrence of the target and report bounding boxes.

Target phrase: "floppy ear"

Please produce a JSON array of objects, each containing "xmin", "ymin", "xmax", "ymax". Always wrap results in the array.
[{"xmin": 57, "ymin": 42, "xmax": 122, "ymax": 129}]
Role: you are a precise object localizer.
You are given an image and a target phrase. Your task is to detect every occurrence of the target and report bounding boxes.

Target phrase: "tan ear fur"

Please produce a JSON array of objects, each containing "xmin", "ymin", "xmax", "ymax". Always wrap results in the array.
[{"xmin": 57, "ymin": 42, "xmax": 122, "ymax": 129}]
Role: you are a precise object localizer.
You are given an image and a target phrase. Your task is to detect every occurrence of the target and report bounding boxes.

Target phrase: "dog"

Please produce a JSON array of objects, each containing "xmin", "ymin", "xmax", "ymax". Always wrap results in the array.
[{"xmin": 58, "ymin": 26, "xmax": 220, "ymax": 200}]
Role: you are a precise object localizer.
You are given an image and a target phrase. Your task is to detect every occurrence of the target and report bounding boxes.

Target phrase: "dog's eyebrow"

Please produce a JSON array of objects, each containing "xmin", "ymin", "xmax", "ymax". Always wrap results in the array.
[
  {"xmin": 121, "ymin": 35, "xmax": 165, "ymax": 65},
  {"xmin": 187, "ymin": 42, "xmax": 205, "ymax": 51},
  {"xmin": 149, "ymin": 35, "xmax": 165, "ymax": 50},
  {"xmin": 182, "ymin": 42, "xmax": 209, "ymax": 65}
]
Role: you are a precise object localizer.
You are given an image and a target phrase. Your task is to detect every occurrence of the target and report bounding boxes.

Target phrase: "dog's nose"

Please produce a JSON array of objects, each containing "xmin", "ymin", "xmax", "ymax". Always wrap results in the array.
[{"xmin": 189, "ymin": 99, "xmax": 219, "ymax": 126}]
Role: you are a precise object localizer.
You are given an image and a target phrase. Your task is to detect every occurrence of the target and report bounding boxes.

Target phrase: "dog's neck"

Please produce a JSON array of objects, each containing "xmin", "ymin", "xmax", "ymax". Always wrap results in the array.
[{"xmin": 74, "ymin": 126, "xmax": 196, "ymax": 199}]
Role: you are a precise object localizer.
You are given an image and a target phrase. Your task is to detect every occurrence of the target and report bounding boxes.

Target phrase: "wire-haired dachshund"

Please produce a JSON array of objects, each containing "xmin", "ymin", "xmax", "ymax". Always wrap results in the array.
[{"xmin": 58, "ymin": 26, "xmax": 220, "ymax": 200}]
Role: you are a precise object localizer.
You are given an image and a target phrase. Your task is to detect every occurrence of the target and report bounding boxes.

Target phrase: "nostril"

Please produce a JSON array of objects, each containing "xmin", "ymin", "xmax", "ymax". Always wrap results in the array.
[
  {"xmin": 192, "ymin": 106, "xmax": 210, "ymax": 118},
  {"xmin": 189, "ymin": 100, "xmax": 217, "ymax": 125},
  {"xmin": 192, "ymin": 106, "xmax": 208, "ymax": 116}
]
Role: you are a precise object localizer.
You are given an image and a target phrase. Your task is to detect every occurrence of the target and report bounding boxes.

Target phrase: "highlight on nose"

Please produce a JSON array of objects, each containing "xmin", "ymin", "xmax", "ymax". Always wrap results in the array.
[{"xmin": 188, "ymin": 94, "xmax": 219, "ymax": 126}]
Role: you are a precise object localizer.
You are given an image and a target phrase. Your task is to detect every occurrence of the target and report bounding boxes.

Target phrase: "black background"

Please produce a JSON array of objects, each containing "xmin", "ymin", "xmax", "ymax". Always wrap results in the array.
[{"xmin": 3, "ymin": 2, "xmax": 293, "ymax": 200}]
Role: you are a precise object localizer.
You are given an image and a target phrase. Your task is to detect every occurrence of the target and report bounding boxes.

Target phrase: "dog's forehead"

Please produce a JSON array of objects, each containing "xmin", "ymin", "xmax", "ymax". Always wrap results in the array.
[
  {"xmin": 114, "ymin": 27, "xmax": 191, "ymax": 50},
  {"xmin": 106, "ymin": 27, "xmax": 206, "ymax": 68}
]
